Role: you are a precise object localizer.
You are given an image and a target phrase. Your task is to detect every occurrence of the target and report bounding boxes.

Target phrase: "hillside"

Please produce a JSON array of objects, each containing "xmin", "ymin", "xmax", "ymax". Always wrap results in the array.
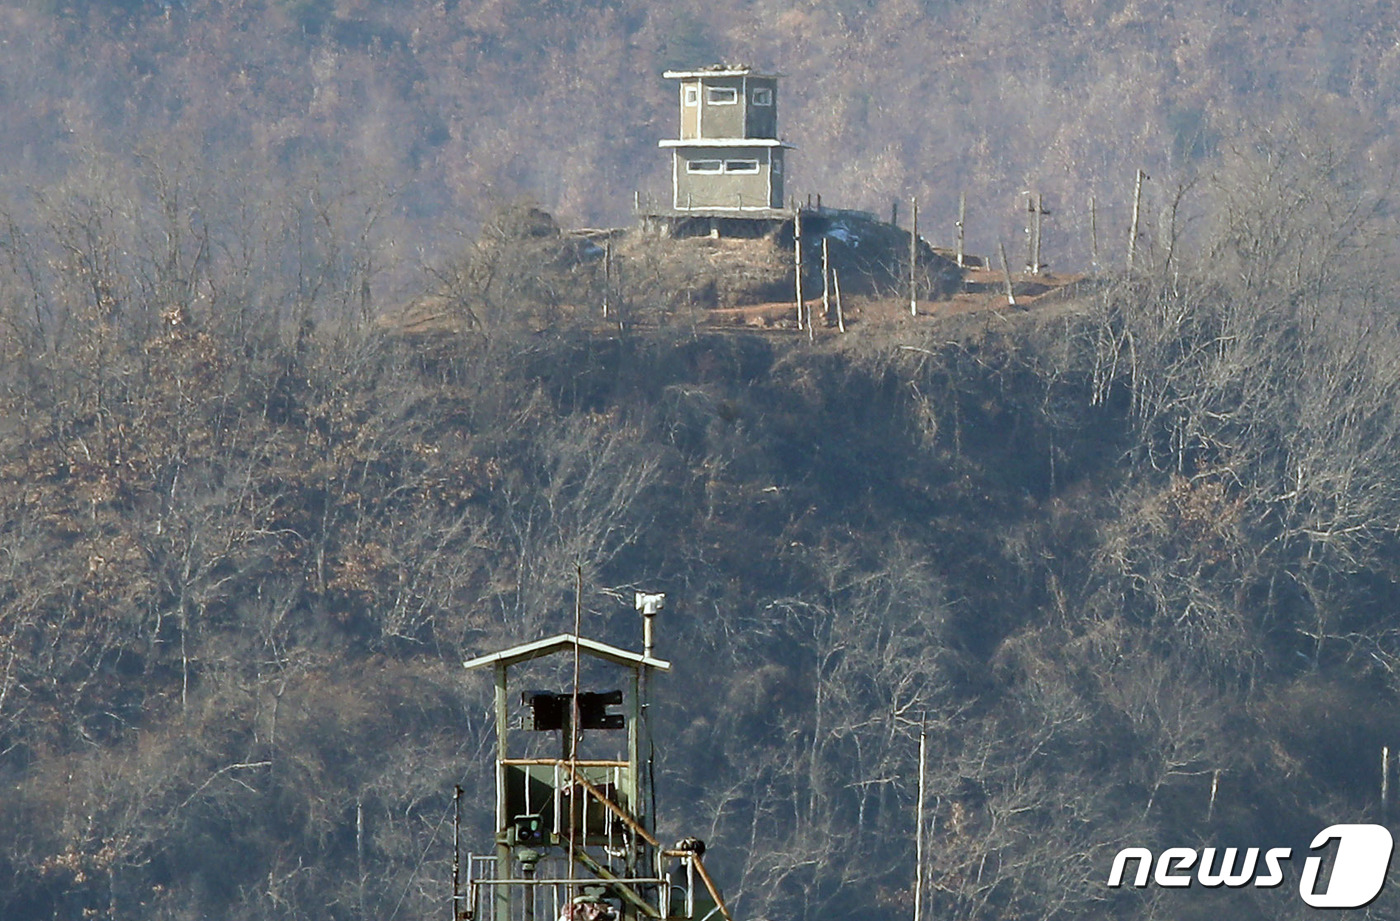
[
  {"xmin": 6, "ymin": 3, "xmax": 1400, "ymax": 918},
  {"xmin": 5, "ymin": 131, "xmax": 1400, "ymax": 920},
  {"xmin": 5, "ymin": 0, "xmax": 1400, "ymax": 287}
]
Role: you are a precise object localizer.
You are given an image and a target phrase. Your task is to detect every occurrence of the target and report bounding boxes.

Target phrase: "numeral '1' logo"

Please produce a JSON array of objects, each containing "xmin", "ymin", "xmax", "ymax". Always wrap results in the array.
[{"xmin": 1299, "ymin": 825, "xmax": 1393, "ymax": 909}]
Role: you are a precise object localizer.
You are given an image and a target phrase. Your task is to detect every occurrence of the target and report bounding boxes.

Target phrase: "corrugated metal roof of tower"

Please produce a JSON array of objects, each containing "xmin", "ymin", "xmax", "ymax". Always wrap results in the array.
[{"xmin": 662, "ymin": 63, "xmax": 784, "ymax": 79}]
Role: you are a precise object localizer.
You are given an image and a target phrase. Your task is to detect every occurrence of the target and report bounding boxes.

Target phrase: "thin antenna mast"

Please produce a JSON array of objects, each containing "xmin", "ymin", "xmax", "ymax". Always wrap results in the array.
[
  {"xmin": 452, "ymin": 785, "xmax": 462, "ymax": 921},
  {"xmin": 569, "ymin": 565, "xmax": 583, "ymax": 897},
  {"xmin": 635, "ymin": 590, "xmax": 666, "ymax": 870}
]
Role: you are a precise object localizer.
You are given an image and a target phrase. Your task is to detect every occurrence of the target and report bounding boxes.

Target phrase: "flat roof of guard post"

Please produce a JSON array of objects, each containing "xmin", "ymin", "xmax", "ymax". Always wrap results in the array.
[
  {"xmin": 663, "ymin": 65, "xmax": 783, "ymax": 80},
  {"xmin": 659, "ymin": 139, "xmax": 792, "ymax": 148}
]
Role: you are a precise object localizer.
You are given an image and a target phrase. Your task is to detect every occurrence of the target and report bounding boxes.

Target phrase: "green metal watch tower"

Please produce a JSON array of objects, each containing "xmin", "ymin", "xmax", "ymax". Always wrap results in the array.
[{"xmin": 455, "ymin": 595, "xmax": 732, "ymax": 921}]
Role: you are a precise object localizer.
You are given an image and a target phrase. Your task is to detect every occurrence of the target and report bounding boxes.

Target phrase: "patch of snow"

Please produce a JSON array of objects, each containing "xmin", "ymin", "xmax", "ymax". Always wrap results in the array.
[{"xmin": 825, "ymin": 223, "xmax": 860, "ymax": 247}]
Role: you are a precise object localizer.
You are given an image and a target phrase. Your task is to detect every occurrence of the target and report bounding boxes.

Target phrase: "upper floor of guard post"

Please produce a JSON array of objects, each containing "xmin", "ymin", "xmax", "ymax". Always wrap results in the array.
[
  {"xmin": 664, "ymin": 65, "xmax": 781, "ymax": 142},
  {"xmin": 461, "ymin": 631, "xmax": 671, "ymax": 764}
]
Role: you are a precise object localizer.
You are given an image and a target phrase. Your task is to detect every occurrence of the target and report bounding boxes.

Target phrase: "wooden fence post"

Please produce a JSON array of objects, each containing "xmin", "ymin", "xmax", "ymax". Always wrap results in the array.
[
  {"xmin": 822, "ymin": 236, "xmax": 831, "ymax": 329},
  {"xmin": 602, "ymin": 238, "xmax": 612, "ymax": 318},
  {"xmin": 999, "ymin": 240, "xmax": 1017, "ymax": 308},
  {"xmin": 794, "ymin": 211, "xmax": 804, "ymax": 328},
  {"xmin": 834, "ymin": 268, "xmax": 845, "ymax": 333}
]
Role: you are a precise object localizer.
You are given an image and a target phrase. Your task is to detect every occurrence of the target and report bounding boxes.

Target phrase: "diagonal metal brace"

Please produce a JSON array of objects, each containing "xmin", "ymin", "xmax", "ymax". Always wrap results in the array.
[
  {"xmin": 570, "ymin": 849, "xmax": 661, "ymax": 919},
  {"xmin": 555, "ymin": 761, "xmax": 660, "ymax": 847}
]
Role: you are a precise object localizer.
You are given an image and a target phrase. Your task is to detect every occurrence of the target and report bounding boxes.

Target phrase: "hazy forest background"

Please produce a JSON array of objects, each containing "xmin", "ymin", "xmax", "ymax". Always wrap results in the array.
[{"xmin": 6, "ymin": 0, "xmax": 1400, "ymax": 920}]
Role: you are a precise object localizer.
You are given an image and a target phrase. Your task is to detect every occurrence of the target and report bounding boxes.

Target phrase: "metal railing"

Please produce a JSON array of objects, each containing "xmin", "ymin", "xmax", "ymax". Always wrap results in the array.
[
  {"xmin": 460, "ymin": 761, "xmax": 731, "ymax": 921},
  {"xmin": 461, "ymin": 854, "xmax": 673, "ymax": 921}
]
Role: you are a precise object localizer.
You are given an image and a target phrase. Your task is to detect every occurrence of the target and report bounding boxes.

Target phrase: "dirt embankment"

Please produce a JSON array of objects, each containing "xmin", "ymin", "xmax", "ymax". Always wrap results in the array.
[
  {"xmin": 611, "ymin": 209, "xmax": 963, "ymax": 311},
  {"xmin": 391, "ymin": 205, "xmax": 1091, "ymax": 336}
]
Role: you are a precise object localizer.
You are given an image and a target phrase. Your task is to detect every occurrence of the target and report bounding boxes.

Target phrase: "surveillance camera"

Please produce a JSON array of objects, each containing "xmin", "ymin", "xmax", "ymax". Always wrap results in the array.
[{"xmin": 635, "ymin": 592, "xmax": 665, "ymax": 615}]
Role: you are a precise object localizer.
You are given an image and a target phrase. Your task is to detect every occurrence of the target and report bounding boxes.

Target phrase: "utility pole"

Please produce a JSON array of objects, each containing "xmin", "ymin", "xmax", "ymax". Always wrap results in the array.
[
  {"xmin": 1030, "ymin": 193, "xmax": 1041, "ymax": 275},
  {"xmin": 909, "ymin": 197, "xmax": 919, "ymax": 317},
  {"xmin": 955, "ymin": 192, "xmax": 966, "ymax": 269},
  {"xmin": 1128, "ymin": 169, "xmax": 1148, "ymax": 271},
  {"xmin": 1090, "ymin": 195, "xmax": 1100, "ymax": 272},
  {"xmin": 1026, "ymin": 192, "xmax": 1049, "ymax": 275},
  {"xmin": 914, "ymin": 720, "xmax": 927, "ymax": 921}
]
